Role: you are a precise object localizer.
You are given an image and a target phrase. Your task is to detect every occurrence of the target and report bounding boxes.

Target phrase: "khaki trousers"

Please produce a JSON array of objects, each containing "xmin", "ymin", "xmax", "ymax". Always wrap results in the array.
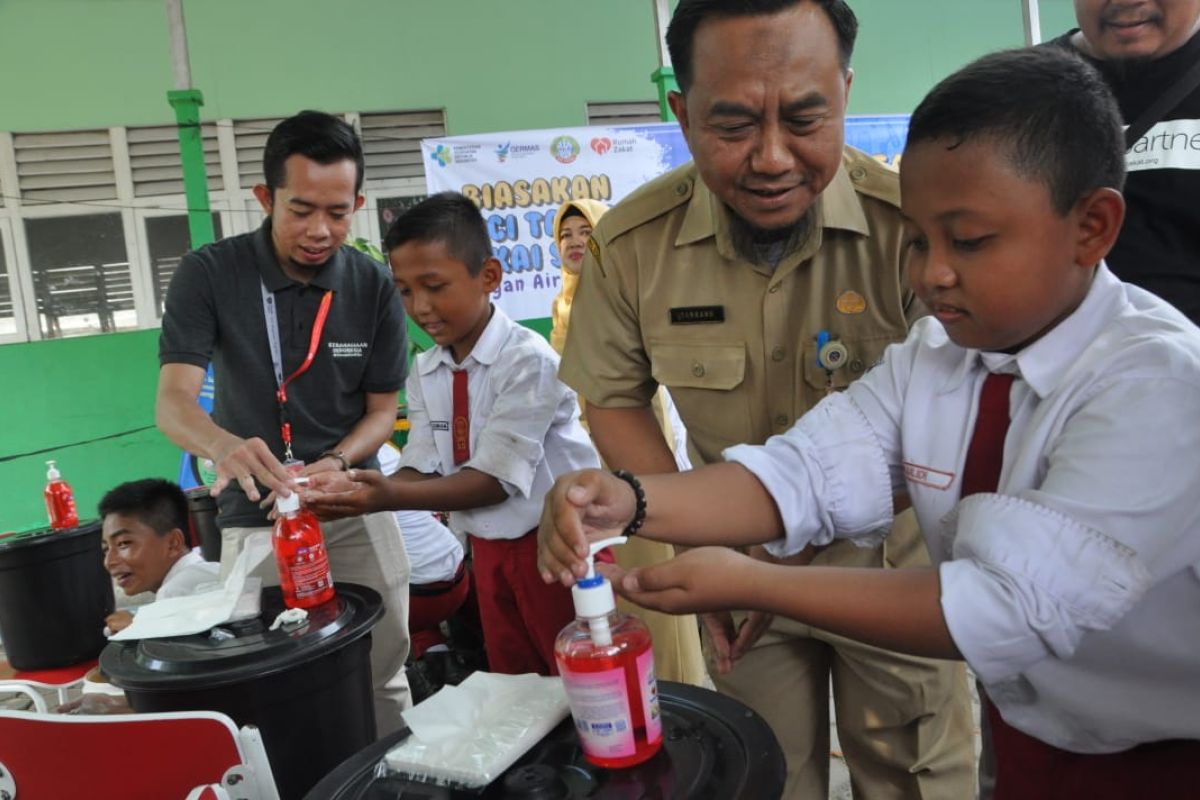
[
  {"xmin": 709, "ymin": 510, "xmax": 976, "ymax": 800},
  {"xmin": 221, "ymin": 511, "xmax": 412, "ymax": 738}
]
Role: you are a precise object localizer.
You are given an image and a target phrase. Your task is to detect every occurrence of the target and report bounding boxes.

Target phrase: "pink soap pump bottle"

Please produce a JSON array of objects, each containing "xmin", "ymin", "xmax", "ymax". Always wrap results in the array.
[{"xmin": 554, "ymin": 537, "xmax": 663, "ymax": 769}]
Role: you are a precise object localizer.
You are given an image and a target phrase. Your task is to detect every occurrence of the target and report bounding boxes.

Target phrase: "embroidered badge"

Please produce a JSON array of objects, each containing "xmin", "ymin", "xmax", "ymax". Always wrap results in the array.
[
  {"xmin": 836, "ymin": 290, "xmax": 867, "ymax": 315},
  {"xmin": 903, "ymin": 462, "xmax": 955, "ymax": 491},
  {"xmin": 587, "ymin": 236, "xmax": 601, "ymax": 267},
  {"xmin": 669, "ymin": 306, "xmax": 725, "ymax": 324}
]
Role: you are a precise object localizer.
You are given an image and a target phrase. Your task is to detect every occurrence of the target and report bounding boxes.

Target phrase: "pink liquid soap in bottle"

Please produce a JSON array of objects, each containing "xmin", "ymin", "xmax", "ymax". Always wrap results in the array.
[
  {"xmin": 555, "ymin": 536, "xmax": 663, "ymax": 769},
  {"xmin": 44, "ymin": 459, "xmax": 79, "ymax": 530},
  {"xmin": 272, "ymin": 479, "xmax": 335, "ymax": 609}
]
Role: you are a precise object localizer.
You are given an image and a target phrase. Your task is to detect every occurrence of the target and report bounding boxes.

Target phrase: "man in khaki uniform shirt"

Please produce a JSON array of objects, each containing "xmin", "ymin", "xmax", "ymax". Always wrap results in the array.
[{"xmin": 559, "ymin": 1, "xmax": 974, "ymax": 797}]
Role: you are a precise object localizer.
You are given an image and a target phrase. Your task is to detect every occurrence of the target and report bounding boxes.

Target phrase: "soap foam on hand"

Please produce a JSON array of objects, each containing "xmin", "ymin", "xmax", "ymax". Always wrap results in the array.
[{"xmin": 383, "ymin": 672, "xmax": 569, "ymax": 789}]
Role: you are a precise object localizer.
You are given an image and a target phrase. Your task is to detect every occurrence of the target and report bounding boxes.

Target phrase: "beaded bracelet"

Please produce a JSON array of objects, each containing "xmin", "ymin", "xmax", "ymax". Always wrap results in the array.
[{"xmin": 611, "ymin": 469, "xmax": 646, "ymax": 537}]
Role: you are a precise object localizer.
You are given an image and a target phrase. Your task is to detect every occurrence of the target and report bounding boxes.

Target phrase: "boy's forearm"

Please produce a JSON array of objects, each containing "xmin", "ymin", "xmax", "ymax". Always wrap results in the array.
[
  {"xmin": 387, "ymin": 467, "xmax": 508, "ymax": 511},
  {"xmin": 746, "ymin": 564, "xmax": 961, "ymax": 660},
  {"xmin": 636, "ymin": 463, "xmax": 787, "ymax": 548}
]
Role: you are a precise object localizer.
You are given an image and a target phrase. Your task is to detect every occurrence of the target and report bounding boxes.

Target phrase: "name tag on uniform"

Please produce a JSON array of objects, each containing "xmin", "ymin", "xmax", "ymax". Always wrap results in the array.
[
  {"xmin": 669, "ymin": 305, "xmax": 725, "ymax": 325},
  {"xmin": 430, "ymin": 421, "xmax": 450, "ymax": 431}
]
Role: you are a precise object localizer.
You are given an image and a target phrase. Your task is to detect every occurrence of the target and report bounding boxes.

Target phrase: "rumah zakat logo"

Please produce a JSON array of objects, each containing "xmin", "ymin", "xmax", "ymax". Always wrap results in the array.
[
  {"xmin": 429, "ymin": 145, "xmax": 452, "ymax": 167},
  {"xmin": 590, "ymin": 137, "xmax": 613, "ymax": 155},
  {"xmin": 495, "ymin": 142, "xmax": 510, "ymax": 163},
  {"xmin": 550, "ymin": 135, "xmax": 581, "ymax": 164}
]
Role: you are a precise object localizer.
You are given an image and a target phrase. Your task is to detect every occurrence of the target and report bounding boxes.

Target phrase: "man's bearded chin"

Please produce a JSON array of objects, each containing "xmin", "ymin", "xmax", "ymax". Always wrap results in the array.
[{"xmin": 729, "ymin": 207, "xmax": 813, "ymax": 267}]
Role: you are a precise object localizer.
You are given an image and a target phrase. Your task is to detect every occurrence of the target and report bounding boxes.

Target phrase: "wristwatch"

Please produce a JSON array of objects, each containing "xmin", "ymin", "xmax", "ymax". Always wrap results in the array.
[{"xmin": 319, "ymin": 450, "xmax": 349, "ymax": 471}]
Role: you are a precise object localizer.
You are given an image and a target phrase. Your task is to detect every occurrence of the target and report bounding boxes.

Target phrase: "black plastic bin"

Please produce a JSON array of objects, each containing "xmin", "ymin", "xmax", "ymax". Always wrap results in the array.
[
  {"xmin": 304, "ymin": 680, "xmax": 786, "ymax": 799},
  {"xmin": 0, "ymin": 521, "xmax": 114, "ymax": 670},
  {"xmin": 102, "ymin": 583, "xmax": 382, "ymax": 800},
  {"xmin": 185, "ymin": 486, "xmax": 221, "ymax": 563}
]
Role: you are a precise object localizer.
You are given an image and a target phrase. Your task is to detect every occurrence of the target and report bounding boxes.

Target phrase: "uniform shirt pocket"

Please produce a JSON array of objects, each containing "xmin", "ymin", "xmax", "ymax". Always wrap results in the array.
[
  {"xmin": 802, "ymin": 334, "xmax": 897, "ymax": 394},
  {"xmin": 650, "ymin": 340, "xmax": 751, "ymax": 452}
]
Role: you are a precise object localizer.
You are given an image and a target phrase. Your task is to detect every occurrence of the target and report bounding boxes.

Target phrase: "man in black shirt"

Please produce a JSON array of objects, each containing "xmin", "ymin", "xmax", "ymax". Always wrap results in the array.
[
  {"xmin": 157, "ymin": 111, "xmax": 413, "ymax": 735},
  {"xmin": 1051, "ymin": 1, "xmax": 1200, "ymax": 323}
]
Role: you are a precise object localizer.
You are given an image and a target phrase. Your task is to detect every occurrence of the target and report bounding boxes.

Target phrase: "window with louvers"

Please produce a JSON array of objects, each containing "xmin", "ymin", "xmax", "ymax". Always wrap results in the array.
[
  {"xmin": 586, "ymin": 101, "xmax": 663, "ymax": 127},
  {"xmin": 127, "ymin": 124, "xmax": 223, "ymax": 198},
  {"xmin": 359, "ymin": 109, "xmax": 446, "ymax": 182},
  {"xmin": 13, "ymin": 129, "xmax": 118, "ymax": 204},
  {"xmin": 233, "ymin": 118, "xmax": 285, "ymax": 189}
]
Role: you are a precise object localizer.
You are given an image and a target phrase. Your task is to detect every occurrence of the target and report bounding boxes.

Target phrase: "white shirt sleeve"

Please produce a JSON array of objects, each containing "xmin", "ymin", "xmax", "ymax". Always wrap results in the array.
[
  {"xmin": 941, "ymin": 375, "xmax": 1200, "ymax": 684},
  {"xmin": 723, "ymin": 337, "xmax": 915, "ymax": 557}
]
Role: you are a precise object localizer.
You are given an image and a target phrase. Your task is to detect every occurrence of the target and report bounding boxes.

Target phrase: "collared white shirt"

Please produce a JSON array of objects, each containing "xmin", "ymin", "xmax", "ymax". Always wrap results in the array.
[
  {"xmin": 400, "ymin": 306, "xmax": 600, "ymax": 540},
  {"xmin": 727, "ymin": 264, "xmax": 1200, "ymax": 753},
  {"xmin": 156, "ymin": 549, "xmax": 220, "ymax": 600}
]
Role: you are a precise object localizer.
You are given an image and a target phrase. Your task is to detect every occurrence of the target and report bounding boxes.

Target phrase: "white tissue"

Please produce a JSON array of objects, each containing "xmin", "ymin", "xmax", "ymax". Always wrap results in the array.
[
  {"xmin": 108, "ymin": 531, "xmax": 272, "ymax": 641},
  {"xmin": 384, "ymin": 672, "xmax": 570, "ymax": 788},
  {"xmin": 268, "ymin": 607, "xmax": 308, "ymax": 631}
]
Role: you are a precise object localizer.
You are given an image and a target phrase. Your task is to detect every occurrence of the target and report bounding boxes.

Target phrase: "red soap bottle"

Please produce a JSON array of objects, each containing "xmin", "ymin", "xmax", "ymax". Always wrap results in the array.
[
  {"xmin": 44, "ymin": 460, "xmax": 79, "ymax": 530},
  {"xmin": 555, "ymin": 537, "xmax": 663, "ymax": 769},
  {"xmin": 272, "ymin": 485, "xmax": 335, "ymax": 609}
]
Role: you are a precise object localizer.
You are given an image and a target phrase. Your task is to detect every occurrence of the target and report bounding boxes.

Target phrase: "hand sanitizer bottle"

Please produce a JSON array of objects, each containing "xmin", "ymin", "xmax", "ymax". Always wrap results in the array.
[
  {"xmin": 272, "ymin": 479, "xmax": 335, "ymax": 609},
  {"xmin": 44, "ymin": 459, "xmax": 79, "ymax": 530},
  {"xmin": 554, "ymin": 537, "xmax": 663, "ymax": 768}
]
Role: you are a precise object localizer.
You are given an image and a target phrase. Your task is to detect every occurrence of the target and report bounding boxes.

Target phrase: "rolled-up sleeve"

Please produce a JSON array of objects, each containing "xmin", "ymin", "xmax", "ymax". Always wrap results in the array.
[
  {"xmin": 725, "ymin": 391, "xmax": 896, "ymax": 557},
  {"xmin": 941, "ymin": 493, "xmax": 1151, "ymax": 684}
]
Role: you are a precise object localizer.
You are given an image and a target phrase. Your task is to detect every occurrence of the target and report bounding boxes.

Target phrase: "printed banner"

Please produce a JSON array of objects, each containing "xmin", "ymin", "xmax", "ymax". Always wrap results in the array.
[{"xmin": 422, "ymin": 116, "xmax": 908, "ymax": 324}]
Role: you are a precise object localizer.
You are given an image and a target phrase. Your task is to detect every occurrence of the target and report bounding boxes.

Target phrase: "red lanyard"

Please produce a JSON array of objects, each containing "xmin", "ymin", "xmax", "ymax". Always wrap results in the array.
[{"xmin": 274, "ymin": 289, "xmax": 334, "ymax": 461}]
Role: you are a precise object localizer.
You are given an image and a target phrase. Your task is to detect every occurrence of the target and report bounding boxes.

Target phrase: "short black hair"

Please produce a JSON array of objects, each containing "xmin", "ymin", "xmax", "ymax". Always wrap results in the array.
[
  {"xmin": 667, "ymin": 0, "xmax": 858, "ymax": 93},
  {"xmin": 383, "ymin": 192, "xmax": 492, "ymax": 276},
  {"xmin": 907, "ymin": 47, "xmax": 1125, "ymax": 214},
  {"xmin": 262, "ymin": 110, "xmax": 365, "ymax": 196},
  {"xmin": 98, "ymin": 478, "xmax": 189, "ymax": 538}
]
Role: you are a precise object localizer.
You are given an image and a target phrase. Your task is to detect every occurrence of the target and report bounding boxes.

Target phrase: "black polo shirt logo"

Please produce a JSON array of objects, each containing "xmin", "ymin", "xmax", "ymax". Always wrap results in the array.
[{"xmin": 327, "ymin": 340, "xmax": 368, "ymax": 359}]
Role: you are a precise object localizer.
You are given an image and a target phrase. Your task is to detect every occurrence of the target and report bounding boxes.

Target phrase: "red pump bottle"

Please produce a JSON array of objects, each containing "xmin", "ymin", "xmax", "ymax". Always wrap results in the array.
[
  {"xmin": 272, "ymin": 483, "xmax": 335, "ymax": 609},
  {"xmin": 555, "ymin": 536, "xmax": 663, "ymax": 769},
  {"xmin": 44, "ymin": 460, "xmax": 79, "ymax": 530}
]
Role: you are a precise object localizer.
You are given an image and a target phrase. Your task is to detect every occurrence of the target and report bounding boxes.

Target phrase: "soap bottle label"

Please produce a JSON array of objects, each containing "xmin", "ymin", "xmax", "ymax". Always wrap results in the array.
[
  {"xmin": 560, "ymin": 667, "xmax": 636, "ymax": 757},
  {"xmin": 285, "ymin": 542, "xmax": 332, "ymax": 600},
  {"xmin": 636, "ymin": 648, "xmax": 663, "ymax": 745}
]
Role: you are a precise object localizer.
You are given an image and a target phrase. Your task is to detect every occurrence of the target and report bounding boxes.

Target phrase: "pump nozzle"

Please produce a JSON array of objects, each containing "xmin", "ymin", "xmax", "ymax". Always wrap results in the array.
[
  {"xmin": 581, "ymin": 536, "xmax": 627, "ymax": 581},
  {"xmin": 572, "ymin": 537, "xmax": 627, "ymax": 647}
]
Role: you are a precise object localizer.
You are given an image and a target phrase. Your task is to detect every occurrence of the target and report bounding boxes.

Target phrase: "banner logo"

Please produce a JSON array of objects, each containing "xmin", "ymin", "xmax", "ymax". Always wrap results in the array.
[
  {"xmin": 429, "ymin": 144, "xmax": 453, "ymax": 167},
  {"xmin": 550, "ymin": 135, "xmax": 581, "ymax": 164},
  {"xmin": 590, "ymin": 137, "xmax": 613, "ymax": 155},
  {"xmin": 495, "ymin": 142, "xmax": 510, "ymax": 163}
]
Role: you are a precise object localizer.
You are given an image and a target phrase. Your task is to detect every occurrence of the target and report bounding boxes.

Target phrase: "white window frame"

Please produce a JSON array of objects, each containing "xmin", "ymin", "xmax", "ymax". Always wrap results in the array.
[{"xmin": 0, "ymin": 218, "xmax": 30, "ymax": 344}]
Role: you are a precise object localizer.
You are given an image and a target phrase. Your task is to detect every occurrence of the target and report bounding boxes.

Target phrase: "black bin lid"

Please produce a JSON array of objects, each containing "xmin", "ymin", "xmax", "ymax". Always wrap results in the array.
[
  {"xmin": 102, "ymin": 583, "xmax": 382, "ymax": 692},
  {"xmin": 0, "ymin": 520, "xmax": 101, "ymax": 553},
  {"xmin": 305, "ymin": 681, "xmax": 786, "ymax": 800}
]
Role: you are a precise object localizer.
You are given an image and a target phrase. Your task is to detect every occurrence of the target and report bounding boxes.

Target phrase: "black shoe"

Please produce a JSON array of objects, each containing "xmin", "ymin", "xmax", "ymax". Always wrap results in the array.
[{"xmin": 406, "ymin": 655, "xmax": 445, "ymax": 705}]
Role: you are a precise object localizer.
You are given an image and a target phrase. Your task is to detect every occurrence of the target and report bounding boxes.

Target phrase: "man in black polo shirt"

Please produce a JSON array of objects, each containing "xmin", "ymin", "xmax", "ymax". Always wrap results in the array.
[
  {"xmin": 1051, "ymin": 1, "xmax": 1200, "ymax": 323},
  {"xmin": 156, "ymin": 111, "xmax": 412, "ymax": 735}
]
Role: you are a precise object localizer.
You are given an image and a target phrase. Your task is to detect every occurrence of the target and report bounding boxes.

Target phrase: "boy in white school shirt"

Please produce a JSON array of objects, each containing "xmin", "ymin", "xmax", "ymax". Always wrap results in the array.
[
  {"xmin": 540, "ymin": 47, "xmax": 1200, "ymax": 799},
  {"xmin": 307, "ymin": 192, "xmax": 600, "ymax": 677}
]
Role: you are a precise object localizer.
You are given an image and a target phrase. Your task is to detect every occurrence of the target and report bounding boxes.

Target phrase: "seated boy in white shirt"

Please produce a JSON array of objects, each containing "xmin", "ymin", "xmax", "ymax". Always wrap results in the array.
[
  {"xmin": 307, "ymin": 192, "xmax": 600, "ymax": 677},
  {"xmin": 539, "ymin": 47, "xmax": 1200, "ymax": 798},
  {"xmin": 101, "ymin": 478, "xmax": 219, "ymax": 633}
]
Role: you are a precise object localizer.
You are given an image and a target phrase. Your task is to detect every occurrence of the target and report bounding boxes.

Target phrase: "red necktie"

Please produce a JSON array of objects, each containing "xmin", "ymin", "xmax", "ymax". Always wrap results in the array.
[
  {"xmin": 452, "ymin": 369, "xmax": 470, "ymax": 465},
  {"xmin": 960, "ymin": 372, "xmax": 1015, "ymax": 497}
]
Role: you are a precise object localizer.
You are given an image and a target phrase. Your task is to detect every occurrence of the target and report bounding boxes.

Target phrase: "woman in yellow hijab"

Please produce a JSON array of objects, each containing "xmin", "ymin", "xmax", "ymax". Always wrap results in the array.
[
  {"xmin": 549, "ymin": 198, "xmax": 709, "ymax": 688},
  {"xmin": 550, "ymin": 199, "xmax": 607, "ymax": 355}
]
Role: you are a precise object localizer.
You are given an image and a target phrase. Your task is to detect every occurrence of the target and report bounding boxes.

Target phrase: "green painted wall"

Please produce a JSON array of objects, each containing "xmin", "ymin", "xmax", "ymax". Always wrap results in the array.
[{"xmin": 0, "ymin": 0, "xmax": 1082, "ymax": 531}]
